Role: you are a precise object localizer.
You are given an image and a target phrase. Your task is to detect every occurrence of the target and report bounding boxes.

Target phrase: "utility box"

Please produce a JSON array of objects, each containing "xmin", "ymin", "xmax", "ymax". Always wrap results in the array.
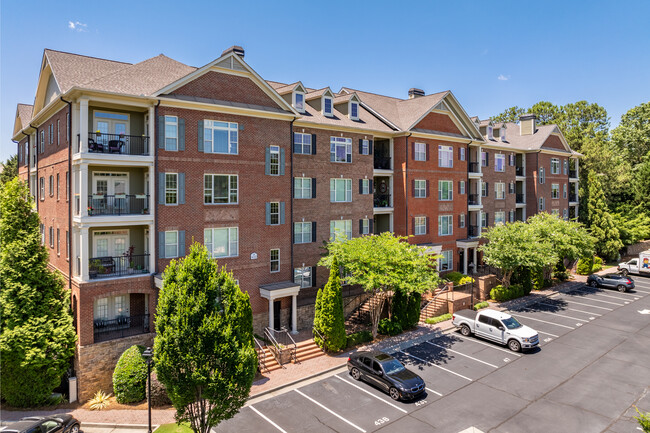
[{"xmin": 68, "ymin": 377, "xmax": 78, "ymax": 403}]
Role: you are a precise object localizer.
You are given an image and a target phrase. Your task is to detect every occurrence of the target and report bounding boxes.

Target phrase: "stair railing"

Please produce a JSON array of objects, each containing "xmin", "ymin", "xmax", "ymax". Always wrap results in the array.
[
  {"xmin": 253, "ymin": 336, "xmax": 268, "ymax": 372},
  {"xmin": 263, "ymin": 327, "xmax": 285, "ymax": 368},
  {"xmin": 420, "ymin": 285, "xmax": 451, "ymax": 321},
  {"xmin": 265, "ymin": 326, "xmax": 298, "ymax": 365}
]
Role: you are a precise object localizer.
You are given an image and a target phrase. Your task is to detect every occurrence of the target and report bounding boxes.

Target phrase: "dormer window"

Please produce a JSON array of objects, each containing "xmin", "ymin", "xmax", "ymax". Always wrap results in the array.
[
  {"xmin": 293, "ymin": 92, "xmax": 305, "ymax": 112},
  {"xmin": 350, "ymin": 101, "xmax": 359, "ymax": 120},
  {"xmin": 323, "ymin": 96, "xmax": 333, "ymax": 117},
  {"xmin": 500, "ymin": 126, "xmax": 506, "ymax": 141},
  {"xmin": 487, "ymin": 125, "xmax": 493, "ymax": 139}
]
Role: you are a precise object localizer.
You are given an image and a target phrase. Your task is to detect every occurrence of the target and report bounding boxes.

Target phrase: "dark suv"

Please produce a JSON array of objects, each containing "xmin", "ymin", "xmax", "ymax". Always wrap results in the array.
[
  {"xmin": 2, "ymin": 415, "xmax": 80, "ymax": 433},
  {"xmin": 587, "ymin": 273, "xmax": 635, "ymax": 292}
]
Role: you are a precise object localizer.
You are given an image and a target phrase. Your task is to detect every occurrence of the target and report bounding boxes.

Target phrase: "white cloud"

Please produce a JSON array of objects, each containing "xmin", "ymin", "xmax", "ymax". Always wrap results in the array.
[
  {"xmin": 68, "ymin": 21, "xmax": 88, "ymax": 32},
  {"xmin": 497, "ymin": 74, "xmax": 510, "ymax": 81}
]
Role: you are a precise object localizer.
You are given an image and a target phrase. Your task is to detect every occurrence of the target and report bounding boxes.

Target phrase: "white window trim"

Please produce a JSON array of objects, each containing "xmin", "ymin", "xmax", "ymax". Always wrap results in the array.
[
  {"xmin": 294, "ymin": 132, "xmax": 312, "ymax": 155},
  {"xmin": 414, "ymin": 180, "xmax": 426, "ymax": 198},
  {"xmin": 414, "ymin": 216, "xmax": 426, "ymax": 235},
  {"xmin": 495, "ymin": 211, "xmax": 506, "ymax": 225},
  {"xmin": 269, "ymin": 202, "xmax": 280, "ymax": 225},
  {"xmin": 164, "ymin": 116, "xmax": 178, "ymax": 151},
  {"xmin": 293, "ymin": 92, "xmax": 305, "ymax": 113},
  {"xmin": 495, "ymin": 182, "xmax": 506, "ymax": 200},
  {"xmin": 551, "ymin": 158, "xmax": 560, "ymax": 175},
  {"xmin": 294, "ymin": 266, "xmax": 312, "ymax": 288},
  {"xmin": 349, "ymin": 101, "xmax": 359, "ymax": 120},
  {"xmin": 165, "ymin": 173, "xmax": 178, "ymax": 206},
  {"xmin": 551, "ymin": 183, "xmax": 560, "ymax": 199},
  {"xmin": 495, "ymin": 154, "xmax": 506, "ymax": 172},
  {"xmin": 361, "ymin": 139, "xmax": 370, "ymax": 155},
  {"xmin": 204, "ymin": 174, "xmax": 238, "ymax": 205},
  {"xmin": 294, "ymin": 222, "xmax": 312, "ymax": 244},
  {"xmin": 438, "ymin": 145, "xmax": 453, "ymax": 168},
  {"xmin": 330, "ymin": 137, "xmax": 352, "ymax": 163},
  {"xmin": 539, "ymin": 167, "xmax": 545, "ymax": 184},
  {"xmin": 294, "ymin": 177, "xmax": 312, "ymax": 199},
  {"xmin": 204, "ymin": 227, "xmax": 239, "ymax": 258},
  {"xmin": 361, "ymin": 218, "xmax": 370, "ymax": 235},
  {"xmin": 459, "ymin": 214, "xmax": 465, "ymax": 228},
  {"xmin": 269, "ymin": 145, "xmax": 280, "ymax": 176},
  {"xmin": 164, "ymin": 230, "xmax": 179, "ymax": 259},
  {"xmin": 330, "ymin": 178, "xmax": 352, "ymax": 202},
  {"xmin": 439, "ymin": 250, "xmax": 453, "ymax": 271},
  {"xmin": 323, "ymin": 96, "xmax": 333, "ymax": 117},
  {"xmin": 330, "ymin": 220, "xmax": 352, "ymax": 241},
  {"xmin": 361, "ymin": 178, "xmax": 370, "ymax": 195},
  {"xmin": 459, "ymin": 180, "xmax": 465, "ymax": 195},
  {"xmin": 414, "ymin": 142, "xmax": 426, "ymax": 161},
  {"xmin": 438, "ymin": 215, "xmax": 453, "ymax": 236},
  {"xmin": 270, "ymin": 249, "xmax": 280, "ymax": 273},
  {"xmin": 438, "ymin": 180, "xmax": 453, "ymax": 201},
  {"xmin": 203, "ymin": 120, "xmax": 239, "ymax": 155}
]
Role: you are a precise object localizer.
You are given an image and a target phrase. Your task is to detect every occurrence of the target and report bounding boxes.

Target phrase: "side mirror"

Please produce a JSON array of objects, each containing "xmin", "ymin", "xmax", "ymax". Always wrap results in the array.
[
  {"xmin": 498, "ymin": 326, "xmax": 505, "ymax": 331},
  {"xmin": 375, "ymin": 370, "xmax": 383, "ymax": 376}
]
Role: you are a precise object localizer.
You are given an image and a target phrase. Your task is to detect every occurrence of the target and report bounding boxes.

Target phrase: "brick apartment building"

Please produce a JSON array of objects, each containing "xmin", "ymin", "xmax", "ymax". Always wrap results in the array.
[{"xmin": 12, "ymin": 46, "xmax": 579, "ymax": 400}]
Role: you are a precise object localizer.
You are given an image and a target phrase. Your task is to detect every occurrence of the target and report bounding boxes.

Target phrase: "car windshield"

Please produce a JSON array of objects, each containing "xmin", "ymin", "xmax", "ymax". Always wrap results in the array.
[
  {"xmin": 502, "ymin": 317, "xmax": 522, "ymax": 329},
  {"xmin": 381, "ymin": 359, "xmax": 405, "ymax": 375}
]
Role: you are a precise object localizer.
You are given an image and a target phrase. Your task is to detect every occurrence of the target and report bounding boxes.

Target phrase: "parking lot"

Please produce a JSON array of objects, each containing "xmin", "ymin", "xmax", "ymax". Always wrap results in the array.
[{"xmin": 216, "ymin": 276, "xmax": 650, "ymax": 433}]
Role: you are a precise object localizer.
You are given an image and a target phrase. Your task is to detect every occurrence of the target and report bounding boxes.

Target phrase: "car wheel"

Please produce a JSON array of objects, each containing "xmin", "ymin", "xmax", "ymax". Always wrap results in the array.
[
  {"xmin": 617, "ymin": 285, "xmax": 627, "ymax": 293},
  {"xmin": 350, "ymin": 367, "xmax": 361, "ymax": 381},
  {"xmin": 589, "ymin": 280, "xmax": 598, "ymax": 288},
  {"xmin": 460, "ymin": 324, "xmax": 471, "ymax": 337},
  {"xmin": 508, "ymin": 339, "xmax": 521, "ymax": 352},
  {"xmin": 621, "ymin": 269, "xmax": 628, "ymax": 277},
  {"xmin": 70, "ymin": 424, "xmax": 80, "ymax": 433},
  {"xmin": 389, "ymin": 387, "xmax": 401, "ymax": 401}
]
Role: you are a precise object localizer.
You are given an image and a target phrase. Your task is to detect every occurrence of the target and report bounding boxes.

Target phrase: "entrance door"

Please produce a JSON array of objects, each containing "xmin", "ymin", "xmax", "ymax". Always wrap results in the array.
[
  {"xmin": 92, "ymin": 173, "xmax": 129, "ymax": 214},
  {"xmin": 273, "ymin": 300, "xmax": 282, "ymax": 331},
  {"xmin": 94, "ymin": 111, "xmax": 129, "ymax": 149}
]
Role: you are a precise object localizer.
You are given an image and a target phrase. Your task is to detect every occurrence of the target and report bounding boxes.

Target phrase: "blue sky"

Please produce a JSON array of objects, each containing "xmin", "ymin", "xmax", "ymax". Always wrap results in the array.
[{"xmin": 2, "ymin": 0, "xmax": 649, "ymax": 161}]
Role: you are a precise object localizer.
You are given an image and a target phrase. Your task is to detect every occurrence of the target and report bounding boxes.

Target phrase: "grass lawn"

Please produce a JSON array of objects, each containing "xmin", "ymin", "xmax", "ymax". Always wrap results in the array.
[{"xmin": 155, "ymin": 423, "xmax": 192, "ymax": 433}]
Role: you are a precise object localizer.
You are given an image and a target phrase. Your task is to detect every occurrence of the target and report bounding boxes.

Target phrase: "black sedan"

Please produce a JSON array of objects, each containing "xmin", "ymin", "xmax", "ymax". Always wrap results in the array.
[
  {"xmin": 587, "ymin": 273, "xmax": 635, "ymax": 292},
  {"xmin": 347, "ymin": 351, "xmax": 425, "ymax": 401},
  {"xmin": 2, "ymin": 414, "xmax": 80, "ymax": 433}
]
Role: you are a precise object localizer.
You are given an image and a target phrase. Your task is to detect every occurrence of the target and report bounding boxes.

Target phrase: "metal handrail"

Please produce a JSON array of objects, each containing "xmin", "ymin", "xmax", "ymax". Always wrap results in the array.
[
  {"xmin": 263, "ymin": 327, "xmax": 284, "ymax": 368},
  {"xmin": 253, "ymin": 336, "xmax": 267, "ymax": 372},
  {"xmin": 421, "ymin": 286, "xmax": 450, "ymax": 321}
]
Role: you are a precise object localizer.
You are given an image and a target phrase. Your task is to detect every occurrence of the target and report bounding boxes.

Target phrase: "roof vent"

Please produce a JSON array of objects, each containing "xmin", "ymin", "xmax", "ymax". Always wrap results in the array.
[
  {"xmin": 221, "ymin": 45, "xmax": 245, "ymax": 58},
  {"xmin": 408, "ymin": 88, "xmax": 425, "ymax": 99}
]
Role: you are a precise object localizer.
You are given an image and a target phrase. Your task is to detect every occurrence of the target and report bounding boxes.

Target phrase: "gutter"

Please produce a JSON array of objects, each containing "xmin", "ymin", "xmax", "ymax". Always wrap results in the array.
[
  {"xmin": 61, "ymin": 97, "xmax": 73, "ymax": 294},
  {"xmin": 29, "ymin": 122, "xmax": 39, "ymax": 210},
  {"xmin": 289, "ymin": 117, "xmax": 296, "ymax": 280},
  {"xmin": 465, "ymin": 140, "xmax": 471, "ymax": 233}
]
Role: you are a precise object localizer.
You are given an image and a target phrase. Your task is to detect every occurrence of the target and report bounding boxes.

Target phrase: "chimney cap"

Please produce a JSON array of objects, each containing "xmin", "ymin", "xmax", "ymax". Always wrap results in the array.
[
  {"xmin": 222, "ymin": 45, "xmax": 245, "ymax": 58},
  {"xmin": 519, "ymin": 113, "xmax": 537, "ymax": 121},
  {"xmin": 408, "ymin": 88, "xmax": 425, "ymax": 99}
]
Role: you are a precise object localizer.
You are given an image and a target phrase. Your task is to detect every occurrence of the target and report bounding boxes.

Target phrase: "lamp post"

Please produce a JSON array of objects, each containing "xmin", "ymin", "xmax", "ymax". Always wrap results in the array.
[{"xmin": 142, "ymin": 347, "xmax": 153, "ymax": 433}]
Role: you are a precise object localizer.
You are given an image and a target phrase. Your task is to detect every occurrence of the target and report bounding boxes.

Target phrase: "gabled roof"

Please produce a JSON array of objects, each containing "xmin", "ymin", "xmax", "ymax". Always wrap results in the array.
[
  {"xmin": 44, "ymin": 49, "xmax": 131, "ymax": 93},
  {"xmin": 305, "ymin": 87, "xmax": 334, "ymax": 101},
  {"xmin": 481, "ymin": 121, "xmax": 572, "ymax": 153},
  {"xmin": 273, "ymin": 82, "xmax": 306, "ymax": 95},
  {"xmin": 17, "ymin": 104, "xmax": 34, "ymax": 126}
]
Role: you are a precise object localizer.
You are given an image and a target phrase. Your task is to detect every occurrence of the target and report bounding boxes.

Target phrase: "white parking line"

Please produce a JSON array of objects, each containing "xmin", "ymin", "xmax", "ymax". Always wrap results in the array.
[
  {"xmin": 426, "ymin": 387, "xmax": 443, "ymax": 396},
  {"xmin": 335, "ymin": 375, "xmax": 408, "ymax": 413},
  {"xmin": 566, "ymin": 291, "xmax": 626, "ymax": 305},
  {"xmin": 249, "ymin": 405, "xmax": 288, "ymax": 433},
  {"xmin": 631, "ymin": 288, "xmax": 650, "ymax": 294},
  {"xmin": 399, "ymin": 350, "xmax": 472, "ymax": 381},
  {"xmin": 551, "ymin": 298, "xmax": 614, "ymax": 310},
  {"xmin": 456, "ymin": 336, "xmax": 522, "ymax": 356},
  {"xmin": 508, "ymin": 313, "xmax": 575, "ymax": 329},
  {"xmin": 295, "ymin": 389, "xmax": 366, "ymax": 433},
  {"xmin": 573, "ymin": 288, "xmax": 637, "ymax": 302},
  {"xmin": 425, "ymin": 341, "xmax": 498, "ymax": 368},
  {"xmin": 537, "ymin": 301, "xmax": 603, "ymax": 316},
  {"xmin": 523, "ymin": 308, "xmax": 590, "ymax": 322}
]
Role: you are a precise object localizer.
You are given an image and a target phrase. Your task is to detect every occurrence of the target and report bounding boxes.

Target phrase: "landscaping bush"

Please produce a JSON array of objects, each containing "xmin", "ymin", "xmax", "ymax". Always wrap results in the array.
[
  {"xmin": 490, "ymin": 284, "xmax": 525, "ymax": 302},
  {"xmin": 445, "ymin": 271, "xmax": 465, "ymax": 285},
  {"xmin": 147, "ymin": 370, "xmax": 171, "ymax": 407},
  {"xmin": 473, "ymin": 301, "xmax": 489, "ymax": 310},
  {"xmin": 592, "ymin": 256, "xmax": 603, "ymax": 273},
  {"xmin": 576, "ymin": 256, "xmax": 595, "ymax": 275},
  {"xmin": 112, "ymin": 345, "xmax": 147, "ymax": 404},
  {"xmin": 377, "ymin": 318, "xmax": 402, "ymax": 336},
  {"xmin": 346, "ymin": 330, "xmax": 373, "ymax": 348},
  {"xmin": 554, "ymin": 262, "xmax": 570, "ymax": 281},
  {"xmin": 313, "ymin": 258, "xmax": 347, "ymax": 352},
  {"xmin": 531, "ymin": 267, "xmax": 544, "ymax": 291},
  {"xmin": 425, "ymin": 313, "xmax": 452, "ymax": 324},
  {"xmin": 391, "ymin": 289, "xmax": 408, "ymax": 329},
  {"xmin": 404, "ymin": 292, "xmax": 422, "ymax": 330},
  {"xmin": 458, "ymin": 276, "xmax": 475, "ymax": 286}
]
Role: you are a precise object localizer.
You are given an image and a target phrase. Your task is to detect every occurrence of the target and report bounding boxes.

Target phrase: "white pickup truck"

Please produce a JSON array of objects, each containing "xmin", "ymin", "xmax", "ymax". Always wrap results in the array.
[
  {"xmin": 618, "ymin": 250, "xmax": 650, "ymax": 277},
  {"xmin": 452, "ymin": 309, "xmax": 539, "ymax": 352}
]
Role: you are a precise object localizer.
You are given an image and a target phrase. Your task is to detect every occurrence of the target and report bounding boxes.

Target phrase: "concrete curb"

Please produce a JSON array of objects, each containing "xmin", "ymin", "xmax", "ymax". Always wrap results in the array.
[{"xmin": 81, "ymin": 423, "xmax": 158, "ymax": 429}]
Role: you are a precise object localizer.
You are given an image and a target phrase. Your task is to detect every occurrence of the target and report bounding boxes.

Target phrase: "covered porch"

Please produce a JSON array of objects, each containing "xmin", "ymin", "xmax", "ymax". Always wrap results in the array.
[
  {"xmin": 456, "ymin": 239, "xmax": 480, "ymax": 275},
  {"xmin": 259, "ymin": 281, "xmax": 301, "ymax": 334}
]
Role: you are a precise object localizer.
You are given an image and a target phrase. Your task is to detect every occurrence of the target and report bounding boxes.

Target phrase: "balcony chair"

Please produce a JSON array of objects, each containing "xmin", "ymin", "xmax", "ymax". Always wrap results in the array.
[{"xmin": 108, "ymin": 140, "xmax": 125, "ymax": 154}]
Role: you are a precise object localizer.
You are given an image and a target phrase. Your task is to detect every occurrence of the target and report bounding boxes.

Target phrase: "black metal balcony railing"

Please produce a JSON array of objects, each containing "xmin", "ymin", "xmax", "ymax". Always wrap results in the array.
[
  {"xmin": 80, "ymin": 133, "xmax": 150, "ymax": 156},
  {"xmin": 374, "ymin": 155, "xmax": 391, "ymax": 170},
  {"xmin": 89, "ymin": 254, "xmax": 149, "ymax": 279},
  {"xmin": 468, "ymin": 162, "xmax": 480, "ymax": 173},
  {"xmin": 569, "ymin": 169, "xmax": 577, "ymax": 178},
  {"xmin": 569, "ymin": 193, "xmax": 577, "ymax": 202},
  {"xmin": 88, "ymin": 194, "xmax": 150, "ymax": 216},
  {"xmin": 374, "ymin": 193, "xmax": 391, "ymax": 208},
  {"xmin": 516, "ymin": 194, "xmax": 525, "ymax": 204},
  {"xmin": 516, "ymin": 166, "xmax": 524, "ymax": 176},
  {"xmin": 468, "ymin": 225, "xmax": 480, "ymax": 237},
  {"xmin": 468, "ymin": 194, "xmax": 480, "ymax": 205},
  {"xmin": 94, "ymin": 314, "xmax": 150, "ymax": 343}
]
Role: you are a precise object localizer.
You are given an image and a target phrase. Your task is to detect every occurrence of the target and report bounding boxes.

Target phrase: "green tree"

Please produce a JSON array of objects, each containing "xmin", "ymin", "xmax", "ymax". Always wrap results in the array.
[
  {"xmin": 587, "ymin": 171, "xmax": 623, "ymax": 261},
  {"xmin": 491, "ymin": 106, "xmax": 526, "ymax": 123},
  {"xmin": 0, "ymin": 154, "xmax": 18, "ymax": 186},
  {"xmin": 612, "ymin": 102, "xmax": 650, "ymax": 167},
  {"xmin": 319, "ymin": 232, "xmax": 440, "ymax": 338},
  {"xmin": 0, "ymin": 178, "xmax": 76, "ymax": 407},
  {"xmin": 632, "ymin": 159, "xmax": 650, "ymax": 211},
  {"xmin": 154, "ymin": 243, "xmax": 257, "ymax": 433},
  {"xmin": 529, "ymin": 101, "xmax": 562, "ymax": 125},
  {"xmin": 313, "ymin": 257, "xmax": 346, "ymax": 351}
]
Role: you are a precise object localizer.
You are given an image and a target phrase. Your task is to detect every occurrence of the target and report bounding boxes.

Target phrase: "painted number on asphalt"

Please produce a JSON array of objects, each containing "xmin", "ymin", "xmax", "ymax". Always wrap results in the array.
[
  {"xmin": 415, "ymin": 400, "xmax": 427, "ymax": 407},
  {"xmin": 375, "ymin": 417, "xmax": 389, "ymax": 426},
  {"xmin": 544, "ymin": 338, "xmax": 552, "ymax": 342},
  {"xmin": 503, "ymin": 357, "xmax": 511, "ymax": 363},
  {"xmin": 576, "ymin": 323, "xmax": 583, "ymax": 326}
]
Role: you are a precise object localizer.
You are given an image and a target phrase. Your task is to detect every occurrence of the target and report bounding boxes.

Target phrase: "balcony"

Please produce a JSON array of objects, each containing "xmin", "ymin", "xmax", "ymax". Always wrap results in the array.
[
  {"xmin": 516, "ymin": 166, "xmax": 525, "ymax": 176},
  {"xmin": 88, "ymin": 195, "xmax": 150, "ymax": 216},
  {"xmin": 516, "ymin": 194, "xmax": 525, "ymax": 204},
  {"xmin": 374, "ymin": 155, "xmax": 391, "ymax": 170},
  {"xmin": 468, "ymin": 225, "xmax": 480, "ymax": 237},
  {"xmin": 94, "ymin": 314, "xmax": 150, "ymax": 343},
  {"xmin": 79, "ymin": 133, "xmax": 150, "ymax": 156},
  {"xmin": 89, "ymin": 254, "xmax": 149, "ymax": 279},
  {"xmin": 374, "ymin": 193, "xmax": 391, "ymax": 208},
  {"xmin": 469, "ymin": 162, "xmax": 480, "ymax": 174},
  {"xmin": 468, "ymin": 194, "xmax": 480, "ymax": 206},
  {"xmin": 569, "ymin": 169, "xmax": 577, "ymax": 179},
  {"xmin": 569, "ymin": 193, "xmax": 577, "ymax": 202}
]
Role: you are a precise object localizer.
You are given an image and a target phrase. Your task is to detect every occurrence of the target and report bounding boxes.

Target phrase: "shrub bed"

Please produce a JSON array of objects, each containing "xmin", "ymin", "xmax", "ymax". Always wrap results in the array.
[
  {"xmin": 473, "ymin": 301, "xmax": 489, "ymax": 310},
  {"xmin": 378, "ymin": 318, "xmax": 402, "ymax": 336},
  {"xmin": 346, "ymin": 330, "xmax": 373, "ymax": 348},
  {"xmin": 425, "ymin": 313, "xmax": 452, "ymax": 324},
  {"xmin": 112, "ymin": 345, "xmax": 147, "ymax": 404},
  {"xmin": 490, "ymin": 284, "xmax": 525, "ymax": 302}
]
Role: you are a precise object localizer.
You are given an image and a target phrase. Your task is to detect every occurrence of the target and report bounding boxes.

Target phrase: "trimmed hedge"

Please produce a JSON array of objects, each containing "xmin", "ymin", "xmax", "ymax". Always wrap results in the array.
[
  {"xmin": 425, "ymin": 313, "xmax": 452, "ymax": 324},
  {"xmin": 346, "ymin": 331, "xmax": 373, "ymax": 348},
  {"xmin": 473, "ymin": 301, "xmax": 489, "ymax": 310},
  {"xmin": 577, "ymin": 256, "xmax": 604, "ymax": 275},
  {"xmin": 445, "ymin": 271, "xmax": 465, "ymax": 285},
  {"xmin": 378, "ymin": 318, "xmax": 402, "ymax": 336},
  {"xmin": 592, "ymin": 256, "xmax": 603, "ymax": 272},
  {"xmin": 490, "ymin": 284, "xmax": 526, "ymax": 302},
  {"xmin": 113, "ymin": 345, "xmax": 147, "ymax": 404},
  {"xmin": 458, "ymin": 276, "xmax": 475, "ymax": 286}
]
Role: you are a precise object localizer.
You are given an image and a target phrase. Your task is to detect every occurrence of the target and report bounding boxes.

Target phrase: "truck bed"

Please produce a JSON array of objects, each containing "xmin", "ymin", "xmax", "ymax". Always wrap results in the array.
[{"xmin": 453, "ymin": 309, "xmax": 478, "ymax": 320}]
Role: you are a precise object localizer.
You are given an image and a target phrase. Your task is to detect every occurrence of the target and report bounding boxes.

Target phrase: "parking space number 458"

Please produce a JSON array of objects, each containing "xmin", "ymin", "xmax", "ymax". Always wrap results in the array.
[{"xmin": 375, "ymin": 417, "xmax": 389, "ymax": 426}]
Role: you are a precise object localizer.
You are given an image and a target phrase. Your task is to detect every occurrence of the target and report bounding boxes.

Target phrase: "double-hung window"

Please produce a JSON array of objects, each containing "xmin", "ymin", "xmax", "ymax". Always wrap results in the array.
[
  {"xmin": 204, "ymin": 174, "xmax": 238, "ymax": 204},
  {"xmin": 330, "ymin": 137, "xmax": 352, "ymax": 163},
  {"xmin": 294, "ymin": 92, "xmax": 305, "ymax": 112},
  {"xmin": 414, "ymin": 216, "xmax": 426, "ymax": 235},
  {"xmin": 551, "ymin": 209, "xmax": 560, "ymax": 216},
  {"xmin": 563, "ymin": 160, "xmax": 568, "ymax": 175},
  {"xmin": 439, "ymin": 250, "xmax": 453, "ymax": 271},
  {"xmin": 164, "ymin": 231, "xmax": 179, "ymax": 258},
  {"xmin": 204, "ymin": 227, "xmax": 238, "ymax": 258},
  {"xmin": 495, "ymin": 182, "xmax": 506, "ymax": 199},
  {"xmin": 481, "ymin": 151, "xmax": 488, "ymax": 167},
  {"xmin": 39, "ymin": 177, "xmax": 45, "ymax": 200},
  {"xmin": 539, "ymin": 197, "xmax": 545, "ymax": 211},
  {"xmin": 49, "ymin": 226, "xmax": 54, "ymax": 248},
  {"xmin": 509, "ymin": 210, "xmax": 515, "ymax": 222},
  {"xmin": 539, "ymin": 167, "xmax": 545, "ymax": 184},
  {"xmin": 294, "ymin": 222, "xmax": 312, "ymax": 244},
  {"xmin": 481, "ymin": 181, "xmax": 488, "ymax": 197},
  {"xmin": 551, "ymin": 183, "xmax": 560, "ymax": 199},
  {"xmin": 164, "ymin": 116, "xmax": 178, "ymax": 151},
  {"xmin": 563, "ymin": 208, "xmax": 568, "ymax": 220},
  {"xmin": 270, "ymin": 249, "xmax": 280, "ymax": 273},
  {"xmin": 459, "ymin": 180, "xmax": 466, "ymax": 194},
  {"xmin": 49, "ymin": 175, "xmax": 54, "ymax": 196},
  {"xmin": 330, "ymin": 178, "xmax": 352, "ymax": 202},
  {"xmin": 294, "ymin": 133, "xmax": 312, "ymax": 154},
  {"xmin": 330, "ymin": 220, "xmax": 352, "ymax": 240},
  {"xmin": 294, "ymin": 266, "xmax": 312, "ymax": 288},
  {"xmin": 459, "ymin": 213, "xmax": 466, "ymax": 228},
  {"xmin": 57, "ymin": 120, "xmax": 60, "ymax": 146},
  {"xmin": 204, "ymin": 120, "xmax": 238, "ymax": 154},
  {"xmin": 361, "ymin": 218, "xmax": 370, "ymax": 235},
  {"xmin": 438, "ymin": 145, "xmax": 453, "ymax": 167},
  {"xmin": 294, "ymin": 177, "xmax": 312, "ymax": 199},
  {"xmin": 481, "ymin": 212, "xmax": 488, "ymax": 228},
  {"xmin": 269, "ymin": 145, "xmax": 280, "ymax": 175},
  {"xmin": 438, "ymin": 180, "xmax": 453, "ymax": 201},
  {"xmin": 414, "ymin": 142, "xmax": 426, "ymax": 161},
  {"xmin": 509, "ymin": 154, "xmax": 515, "ymax": 166},
  {"xmin": 495, "ymin": 154, "xmax": 505, "ymax": 172},
  {"xmin": 414, "ymin": 180, "xmax": 426, "ymax": 198},
  {"xmin": 350, "ymin": 102, "xmax": 359, "ymax": 120},
  {"xmin": 165, "ymin": 173, "xmax": 178, "ymax": 205},
  {"xmin": 563, "ymin": 184, "xmax": 567, "ymax": 199},
  {"xmin": 551, "ymin": 158, "xmax": 560, "ymax": 174},
  {"xmin": 323, "ymin": 97, "xmax": 333, "ymax": 116},
  {"xmin": 495, "ymin": 211, "xmax": 506, "ymax": 225},
  {"xmin": 269, "ymin": 202, "xmax": 280, "ymax": 225},
  {"xmin": 40, "ymin": 130, "xmax": 45, "ymax": 153},
  {"xmin": 459, "ymin": 147, "xmax": 466, "ymax": 161},
  {"xmin": 360, "ymin": 139, "xmax": 370, "ymax": 155},
  {"xmin": 438, "ymin": 215, "xmax": 453, "ymax": 236},
  {"xmin": 360, "ymin": 178, "xmax": 370, "ymax": 194},
  {"xmin": 508, "ymin": 182, "xmax": 515, "ymax": 194}
]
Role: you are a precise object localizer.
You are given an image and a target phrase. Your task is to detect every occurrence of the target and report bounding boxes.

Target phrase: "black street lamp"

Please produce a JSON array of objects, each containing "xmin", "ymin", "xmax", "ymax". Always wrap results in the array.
[{"xmin": 142, "ymin": 347, "xmax": 153, "ymax": 433}]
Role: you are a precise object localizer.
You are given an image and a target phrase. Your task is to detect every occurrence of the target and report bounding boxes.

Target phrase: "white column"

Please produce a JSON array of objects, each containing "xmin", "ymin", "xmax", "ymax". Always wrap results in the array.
[
  {"xmin": 80, "ymin": 164, "xmax": 88, "ymax": 217},
  {"xmin": 71, "ymin": 103, "xmax": 80, "ymax": 154},
  {"xmin": 80, "ymin": 227, "xmax": 89, "ymax": 281},
  {"xmin": 463, "ymin": 247, "xmax": 468, "ymax": 275},
  {"xmin": 473, "ymin": 247, "xmax": 478, "ymax": 269},
  {"xmin": 148, "ymin": 106, "xmax": 155, "ymax": 156},
  {"xmin": 478, "ymin": 180, "xmax": 482, "ymax": 206},
  {"xmin": 268, "ymin": 298, "xmax": 274, "ymax": 331},
  {"xmin": 478, "ymin": 211, "xmax": 482, "ymax": 237},
  {"xmin": 291, "ymin": 295, "xmax": 298, "ymax": 334},
  {"xmin": 79, "ymin": 99, "xmax": 89, "ymax": 154},
  {"xmin": 148, "ymin": 223, "xmax": 155, "ymax": 274}
]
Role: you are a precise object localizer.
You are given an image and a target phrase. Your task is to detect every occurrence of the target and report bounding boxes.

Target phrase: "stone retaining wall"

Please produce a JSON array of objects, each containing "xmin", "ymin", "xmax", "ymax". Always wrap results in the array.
[{"xmin": 625, "ymin": 240, "xmax": 650, "ymax": 256}]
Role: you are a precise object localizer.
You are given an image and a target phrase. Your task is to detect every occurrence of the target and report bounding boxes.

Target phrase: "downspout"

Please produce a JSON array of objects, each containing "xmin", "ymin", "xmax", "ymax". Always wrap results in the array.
[
  {"xmin": 153, "ymin": 100, "xmax": 161, "ymax": 274},
  {"xmin": 404, "ymin": 132, "xmax": 412, "ymax": 236},
  {"xmin": 30, "ymin": 123, "xmax": 39, "ymax": 211},
  {"xmin": 465, "ymin": 140, "xmax": 471, "ymax": 233},
  {"xmin": 289, "ymin": 117, "xmax": 296, "ymax": 279},
  {"xmin": 61, "ymin": 97, "xmax": 73, "ymax": 292}
]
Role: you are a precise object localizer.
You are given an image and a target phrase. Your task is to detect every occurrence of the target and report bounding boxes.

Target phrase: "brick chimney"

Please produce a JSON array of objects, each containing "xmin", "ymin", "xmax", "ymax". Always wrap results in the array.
[
  {"xmin": 408, "ymin": 88, "xmax": 425, "ymax": 99},
  {"xmin": 519, "ymin": 114, "xmax": 536, "ymax": 136}
]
